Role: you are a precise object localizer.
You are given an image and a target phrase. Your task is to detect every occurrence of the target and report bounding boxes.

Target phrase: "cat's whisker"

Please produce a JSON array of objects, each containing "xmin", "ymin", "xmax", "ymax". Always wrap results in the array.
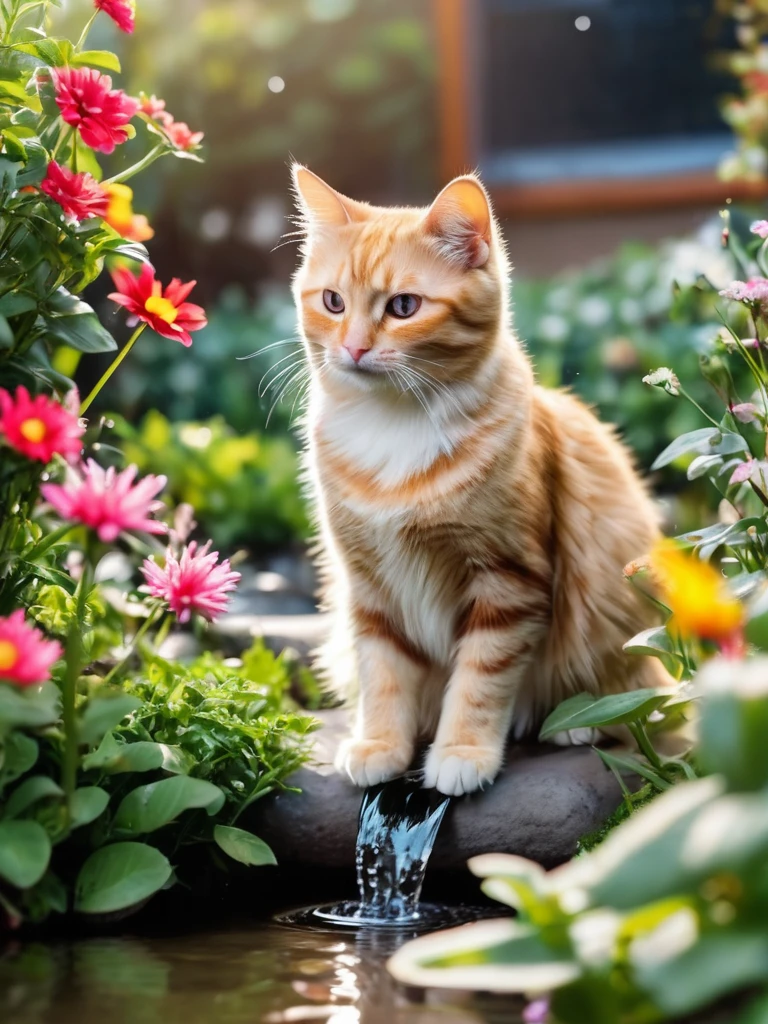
[
  {"xmin": 237, "ymin": 337, "xmax": 302, "ymax": 361},
  {"xmin": 260, "ymin": 358, "xmax": 306, "ymax": 400},
  {"xmin": 266, "ymin": 362, "xmax": 310, "ymax": 426},
  {"xmin": 258, "ymin": 349, "xmax": 306, "ymax": 395}
]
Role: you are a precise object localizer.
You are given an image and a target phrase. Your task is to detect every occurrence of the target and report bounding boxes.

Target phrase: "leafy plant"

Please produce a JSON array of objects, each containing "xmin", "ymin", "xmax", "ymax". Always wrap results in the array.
[
  {"xmin": 0, "ymin": 1, "xmax": 314, "ymax": 928},
  {"xmin": 113, "ymin": 409, "xmax": 309, "ymax": 551}
]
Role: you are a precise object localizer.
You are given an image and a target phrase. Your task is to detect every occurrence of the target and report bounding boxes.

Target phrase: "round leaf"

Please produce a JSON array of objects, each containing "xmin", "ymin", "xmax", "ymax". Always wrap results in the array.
[
  {"xmin": 113, "ymin": 776, "xmax": 225, "ymax": 835},
  {"xmin": 0, "ymin": 820, "xmax": 51, "ymax": 888},
  {"xmin": 75, "ymin": 842, "xmax": 172, "ymax": 914},
  {"xmin": 70, "ymin": 787, "xmax": 110, "ymax": 829},
  {"xmin": 4, "ymin": 775, "xmax": 63, "ymax": 819},
  {"xmin": 213, "ymin": 825, "xmax": 276, "ymax": 866}
]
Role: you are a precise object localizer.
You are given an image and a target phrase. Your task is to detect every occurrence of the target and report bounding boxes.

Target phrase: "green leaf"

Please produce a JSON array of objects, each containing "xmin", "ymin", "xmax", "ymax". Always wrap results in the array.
[
  {"xmin": 42, "ymin": 309, "xmax": 117, "ymax": 354},
  {"xmin": 0, "ymin": 820, "xmax": 51, "ymax": 888},
  {"xmin": 698, "ymin": 687, "xmax": 768, "ymax": 790},
  {"xmin": 213, "ymin": 826, "xmax": 276, "ymax": 866},
  {"xmin": 0, "ymin": 733, "xmax": 38, "ymax": 791},
  {"xmin": 585, "ymin": 777, "xmax": 723, "ymax": 909},
  {"xmin": 70, "ymin": 787, "xmax": 110, "ymax": 829},
  {"xmin": 72, "ymin": 50, "xmax": 121, "ymax": 73},
  {"xmin": 1, "ymin": 128, "xmax": 26, "ymax": 161},
  {"xmin": 622, "ymin": 626, "xmax": 681, "ymax": 660},
  {"xmin": 636, "ymin": 931, "xmax": 768, "ymax": 1017},
  {"xmin": 651, "ymin": 427, "xmax": 748, "ymax": 471},
  {"xmin": 78, "ymin": 695, "xmax": 141, "ymax": 747},
  {"xmin": 3, "ymin": 775, "xmax": 63, "ymax": 819},
  {"xmin": 0, "ymin": 291, "xmax": 37, "ymax": 316},
  {"xmin": 596, "ymin": 748, "xmax": 671, "ymax": 791},
  {"xmin": 0, "ymin": 681, "xmax": 60, "ymax": 734},
  {"xmin": 113, "ymin": 776, "xmax": 225, "ymax": 835},
  {"xmin": 539, "ymin": 689, "xmax": 675, "ymax": 740},
  {"xmin": 75, "ymin": 842, "xmax": 172, "ymax": 914},
  {"xmin": 82, "ymin": 735, "xmax": 164, "ymax": 774}
]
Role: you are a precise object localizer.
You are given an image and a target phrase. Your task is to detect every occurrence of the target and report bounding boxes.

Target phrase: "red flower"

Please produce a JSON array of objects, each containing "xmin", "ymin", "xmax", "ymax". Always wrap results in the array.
[
  {"xmin": 0, "ymin": 385, "xmax": 84, "ymax": 464},
  {"xmin": 41, "ymin": 459, "xmax": 167, "ymax": 542},
  {"xmin": 140, "ymin": 541, "xmax": 240, "ymax": 623},
  {"xmin": 40, "ymin": 160, "xmax": 108, "ymax": 222},
  {"xmin": 94, "ymin": 0, "xmax": 135, "ymax": 33},
  {"xmin": 139, "ymin": 92, "xmax": 172, "ymax": 124},
  {"xmin": 0, "ymin": 611, "xmax": 62, "ymax": 686},
  {"xmin": 164, "ymin": 120, "xmax": 204, "ymax": 151},
  {"xmin": 53, "ymin": 67, "xmax": 138, "ymax": 155},
  {"xmin": 109, "ymin": 263, "xmax": 207, "ymax": 347}
]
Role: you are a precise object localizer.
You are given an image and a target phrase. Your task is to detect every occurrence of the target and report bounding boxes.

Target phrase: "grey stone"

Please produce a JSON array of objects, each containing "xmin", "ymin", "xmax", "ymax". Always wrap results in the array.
[{"xmin": 250, "ymin": 708, "xmax": 631, "ymax": 871}]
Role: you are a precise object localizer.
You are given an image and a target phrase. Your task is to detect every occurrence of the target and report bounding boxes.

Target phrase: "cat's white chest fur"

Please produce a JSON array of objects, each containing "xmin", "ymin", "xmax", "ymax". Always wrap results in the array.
[{"xmin": 313, "ymin": 389, "xmax": 461, "ymax": 664}]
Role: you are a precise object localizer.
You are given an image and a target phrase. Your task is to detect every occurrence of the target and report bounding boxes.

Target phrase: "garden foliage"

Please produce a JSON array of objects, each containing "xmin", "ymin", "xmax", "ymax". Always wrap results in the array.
[{"xmin": 0, "ymin": 0, "xmax": 313, "ymax": 927}]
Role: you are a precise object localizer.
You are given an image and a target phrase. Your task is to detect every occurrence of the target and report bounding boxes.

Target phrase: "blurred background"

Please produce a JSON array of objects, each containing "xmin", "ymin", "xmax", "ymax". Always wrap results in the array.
[{"xmin": 56, "ymin": 0, "xmax": 768, "ymax": 557}]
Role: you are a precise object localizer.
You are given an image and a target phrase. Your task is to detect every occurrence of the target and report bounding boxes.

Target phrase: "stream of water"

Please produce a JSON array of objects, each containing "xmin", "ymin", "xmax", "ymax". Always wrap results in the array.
[{"xmin": 277, "ymin": 775, "xmax": 492, "ymax": 932}]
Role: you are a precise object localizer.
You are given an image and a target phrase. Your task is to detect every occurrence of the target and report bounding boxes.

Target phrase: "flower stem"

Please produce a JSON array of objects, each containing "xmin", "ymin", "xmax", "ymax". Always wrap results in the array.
[
  {"xmin": 80, "ymin": 323, "xmax": 146, "ymax": 414},
  {"xmin": 102, "ymin": 606, "xmax": 162, "ymax": 685},
  {"xmin": 62, "ymin": 560, "xmax": 92, "ymax": 815},
  {"xmin": 75, "ymin": 9, "xmax": 98, "ymax": 51},
  {"xmin": 103, "ymin": 144, "xmax": 167, "ymax": 186},
  {"xmin": 70, "ymin": 127, "xmax": 78, "ymax": 173},
  {"xmin": 628, "ymin": 721, "xmax": 665, "ymax": 775}
]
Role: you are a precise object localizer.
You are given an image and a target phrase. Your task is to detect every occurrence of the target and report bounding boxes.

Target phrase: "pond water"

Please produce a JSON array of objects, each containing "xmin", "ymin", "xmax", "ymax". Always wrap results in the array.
[{"xmin": 0, "ymin": 919, "xmax": 526, "ymax": 1024}]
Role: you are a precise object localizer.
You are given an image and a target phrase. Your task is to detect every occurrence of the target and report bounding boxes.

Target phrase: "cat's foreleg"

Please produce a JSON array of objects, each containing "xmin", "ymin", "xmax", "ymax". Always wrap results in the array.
[
  {"xmin": 424, "ymin": 579, "xmax": 548, "ymax": 796},
  {"xmin": 335, "ymin": 605, "xmax": 428, "ymax": 788}
]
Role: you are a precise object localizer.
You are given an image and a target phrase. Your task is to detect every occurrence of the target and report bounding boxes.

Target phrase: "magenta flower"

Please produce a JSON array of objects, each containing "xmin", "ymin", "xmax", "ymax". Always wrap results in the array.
[
  {"xmin": 140, "ymin": 541, "xmax": 240, "ymax": 623},
  {"xmin": 752, "ymin": 220, "xmax": 768, "ymax": 239},
  {"xmin": 0, "ymin": 611, "xmax": 62, "ymax": 686},
  {"xmin": 53, "ymin": 67, "xmax": 138, "ymax": 154},
  {"xmin": 41, "ymin": 460, "xmax": 167, "ymax": 542},
  {"xmin": 40, "ymin": 161, "xmax": 109, "ymax": 222},
  {"xmin": 0, "ymin": 385, "xmax": 84, "ymax": 464},
  {"xmin": 94, "ymin": 0, "xmax": 135, "ymax": 33}
]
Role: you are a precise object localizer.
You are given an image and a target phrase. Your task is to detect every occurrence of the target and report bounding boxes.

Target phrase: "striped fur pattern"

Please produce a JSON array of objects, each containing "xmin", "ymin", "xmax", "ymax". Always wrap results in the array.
[{"xmin": 291, "ymin": 166, "xmax": 667, "ymax": 796}]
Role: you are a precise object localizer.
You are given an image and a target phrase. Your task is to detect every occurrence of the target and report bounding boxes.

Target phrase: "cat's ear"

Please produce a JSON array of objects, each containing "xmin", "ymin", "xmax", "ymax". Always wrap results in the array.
[
  {"xmin": 292, "ymin": 164, "xmax": 361, "ymax": 227},
  {"xmin": 425, "ymin": 176, "xmax": 492, "ymax": 269}
]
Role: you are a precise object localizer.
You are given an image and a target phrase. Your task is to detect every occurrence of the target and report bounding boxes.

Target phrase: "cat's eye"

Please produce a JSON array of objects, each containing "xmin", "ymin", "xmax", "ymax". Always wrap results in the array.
[
  {"xmin": 386, "ymin": 294, "xmax": 422, "ymax": 319},
  {"xmin": 323, "ymin": 290, "xmax": 345, "ymax": 314}
]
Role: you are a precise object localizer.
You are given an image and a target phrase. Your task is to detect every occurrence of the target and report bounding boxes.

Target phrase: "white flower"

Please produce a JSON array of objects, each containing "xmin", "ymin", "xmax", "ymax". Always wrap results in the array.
[{"xmin": 642, "ymin": 367, "xmax": 681, "ymax": 396}]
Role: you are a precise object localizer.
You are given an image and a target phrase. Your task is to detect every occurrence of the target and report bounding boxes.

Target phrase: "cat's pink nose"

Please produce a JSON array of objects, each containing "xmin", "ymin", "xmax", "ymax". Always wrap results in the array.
[{"xmin": 343, "ymin": 343, "xmax": 369, "ymax": 363}]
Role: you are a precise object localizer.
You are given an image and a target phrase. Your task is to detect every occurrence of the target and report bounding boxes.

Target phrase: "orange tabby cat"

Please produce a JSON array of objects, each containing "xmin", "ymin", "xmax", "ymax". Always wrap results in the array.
[{"xmin": 291, "ymin": 165, "xmax": 667, "ymax": 796}]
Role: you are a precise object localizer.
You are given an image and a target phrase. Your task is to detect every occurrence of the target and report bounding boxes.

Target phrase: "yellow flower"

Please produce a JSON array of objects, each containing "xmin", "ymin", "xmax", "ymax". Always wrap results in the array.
[
  {"xmin": 103, "ymin": 183, "xmax": 154, "ymax": 242},
  {"xmin": 651, "ymin": 539, "xmax": 744, "ymax": 644}
]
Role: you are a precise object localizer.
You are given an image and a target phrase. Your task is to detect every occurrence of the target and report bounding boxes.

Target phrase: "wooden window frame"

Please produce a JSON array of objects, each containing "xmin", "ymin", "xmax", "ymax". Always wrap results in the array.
[{"xmin": 433, "ymin": 0, "xmax": 768, "ymax": 219}]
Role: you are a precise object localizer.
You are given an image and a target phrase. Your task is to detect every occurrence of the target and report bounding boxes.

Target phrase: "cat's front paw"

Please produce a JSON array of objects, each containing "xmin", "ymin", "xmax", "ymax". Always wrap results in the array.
[
  {"xmin": 423, "ymin": 743, "xmax": 502, "ymax": 796},
  {"xmin": 336, "ymin": 737, "xmax": 413, "ymax": 788}
]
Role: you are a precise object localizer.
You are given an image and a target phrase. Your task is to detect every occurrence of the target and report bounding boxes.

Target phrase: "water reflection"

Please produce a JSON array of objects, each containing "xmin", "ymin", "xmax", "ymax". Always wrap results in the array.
[{"xmin": 1, "ymin": 921, "xmax": 525, "ymax": 1024}]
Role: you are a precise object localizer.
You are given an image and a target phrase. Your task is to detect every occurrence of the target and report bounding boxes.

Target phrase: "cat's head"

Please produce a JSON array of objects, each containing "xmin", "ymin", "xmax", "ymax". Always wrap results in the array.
[{"xmin": 291, "ymin": 166, "xmax": 508, "ymax": 396}]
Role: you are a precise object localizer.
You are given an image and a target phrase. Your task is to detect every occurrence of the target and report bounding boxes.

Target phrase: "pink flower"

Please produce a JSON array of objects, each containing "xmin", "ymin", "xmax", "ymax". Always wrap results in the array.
[
  {"xmin": 40, "ymin": 160, "xmax": 108, "ymax": 222},
  {"xmin": 719, "ymin": 278, "xmax": 768, "ymax": 306},
  {"xmin": 139, "ymin": 92, "xmax": 172, "ymax": 124},
  {"xmin": 752, "ymin": 220, "xmax": 768, "ymax": 239},
  {"xmin": 140, "ymin": 541, "xmax": 240, "ymax": 623},
  {"xmin": 729, "ymin": 458, "xmax": 768, "ymax": 486},
  {"xmin": 0, "ymin": 385, "xmax": 84, "ymax": 464},
  {"xmin": 53, "ymin": 67, "xmax": 138, "ymax": 154},
  {"xmin": 41, "ymin": 459, "xmax": 167, "ymax": 542},
  {"xmin": 523, "ymin": 999, "xmax": 550, "ymax": 1024},
  {"xmin": 94, "ymin": 0, "xmax": 135, "ymax": 33},
  {"xmin": 109, "ymin": 263, "xmax": 207, "ymax": 348},
  {"xmin": 0, "ymin": 611, "xmax": 62, "ymax": 686},
  {"xmin": 731, "ymin": 402, "xmax": 761, "ymax": 424},
  {"xmin": 164, "ymin": 120, "xmax": 204, "ymax": 151}
]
